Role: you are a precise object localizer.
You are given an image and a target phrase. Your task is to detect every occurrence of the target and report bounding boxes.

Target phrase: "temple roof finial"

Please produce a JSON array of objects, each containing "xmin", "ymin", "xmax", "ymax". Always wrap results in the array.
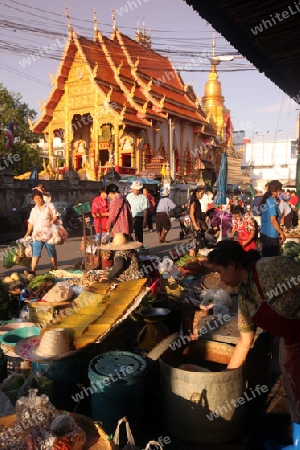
[
  {"xmin": 135, "ymin": 18, "xmax": 140, "ymax": 42},
  {"xmin": 212, "ymin": 32, "xmax": 216, "ymax": 58},
  {"xmin": 64, "ymin": 5, "xmax": 73, "ymax": 35},
  {"xmin": 94, "ymin": 9, "xmax": 98, "ymax": 41}
]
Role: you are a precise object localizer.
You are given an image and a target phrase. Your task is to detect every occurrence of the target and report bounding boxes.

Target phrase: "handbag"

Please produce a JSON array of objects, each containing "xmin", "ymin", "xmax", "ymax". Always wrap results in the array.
[{"xmin": 47, "ymin": 220, "xmax": 68, "ymax": 245}]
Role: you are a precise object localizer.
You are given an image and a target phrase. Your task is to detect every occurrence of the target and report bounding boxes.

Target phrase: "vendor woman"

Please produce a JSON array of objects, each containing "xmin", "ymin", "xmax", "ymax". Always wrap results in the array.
[
  {"xmin": 208, "ymin": 240, "xmax": 300, "ymax": 450},
  {"xmin": 99, "ymin": 233, "xmax": 143, "ymax": 281}
]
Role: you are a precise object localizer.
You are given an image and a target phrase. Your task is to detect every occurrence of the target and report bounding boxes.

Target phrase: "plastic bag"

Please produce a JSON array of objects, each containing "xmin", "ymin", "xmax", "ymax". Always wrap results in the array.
[
  {"xmin": 101, "ymin": 232, "xmax": 111, "ymax": 245},
  {"xmin": 18, "ymin": 238, "xmax": 33, "ymax": 257},
  {"xmin": 47, "ymin": 220, "xmax": 68, "ymax": 245},
  {"xmin": 42, "ymin": 282, "xmax": 73, "ymax": 303},
  {"xmin": 157, "ymin": 257, "xmax": 174, "ymax": 274},
  {"xmin": 201, "ymin": 288, "xmax": 232, "ymax": 308},
  {"xmin": 113, "ymin": 417, "xmax": 139, "ymax": 450}
]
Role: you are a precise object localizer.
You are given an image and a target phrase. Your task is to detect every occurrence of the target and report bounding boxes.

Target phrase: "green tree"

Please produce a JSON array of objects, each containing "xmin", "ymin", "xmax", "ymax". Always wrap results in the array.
[{"xmin": 0, "ymin": 84, "xmax": 43, "ymax": 174}]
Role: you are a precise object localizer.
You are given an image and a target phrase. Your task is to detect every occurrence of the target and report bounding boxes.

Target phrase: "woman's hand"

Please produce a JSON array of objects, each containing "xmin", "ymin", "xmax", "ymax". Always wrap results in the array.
[
  {"xmin": 227, "ymin": 331, "xmax": 255, "ymax": 369},
  {"xmin": 199, "ymin": 303, "xmax": 214, "ymax": 311}
]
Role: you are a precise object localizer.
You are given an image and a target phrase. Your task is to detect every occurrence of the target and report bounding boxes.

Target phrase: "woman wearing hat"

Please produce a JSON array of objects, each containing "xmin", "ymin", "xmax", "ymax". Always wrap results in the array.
[
  {"xmin": 99, "ymin": 233, "xmax": 143, "ymax": 281},
  {"xmin": 260, "ymin": 180, "xmax": 286, "ymax": 257},
  {"xmin": 156, "ymin": 187, "xmax": 176, "ymax": 243},
  {"xmin": 126, "ymin": 180, "xmax": 149, "ymax": 244}
]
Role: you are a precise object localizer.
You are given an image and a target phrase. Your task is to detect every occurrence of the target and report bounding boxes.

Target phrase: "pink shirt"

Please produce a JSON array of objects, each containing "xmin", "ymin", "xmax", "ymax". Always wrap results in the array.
[{"xmin": 106, "ymin": 194, "xmax": 133, "ymax": 236}]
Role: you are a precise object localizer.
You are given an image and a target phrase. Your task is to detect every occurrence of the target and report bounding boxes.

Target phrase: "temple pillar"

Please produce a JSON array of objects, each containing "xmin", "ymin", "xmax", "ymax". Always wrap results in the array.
[
  {"xmin": 112, "ymin": 125, "xmax": 118, "ymax": 172},
  {"xmin": 89, "ymin": 141, "xmax": 95, "ymax": 170},
  {"xmin": 131, "ymin": 144, "xmax": 135, "ymax": 168},
  {"xmin": 180, "ymin": 121, "xmax": 184, "ymax": 178},
  {"xmin": 64, "ymin": 87, "xmax": 70, "ymax": 169},
  {"xmin": 94, "ymin": 122, "xmax": 99, "ymax": 166},
  {"xmin": 48, "ymin": 123, "xmax": 54, "ymax": 167}
]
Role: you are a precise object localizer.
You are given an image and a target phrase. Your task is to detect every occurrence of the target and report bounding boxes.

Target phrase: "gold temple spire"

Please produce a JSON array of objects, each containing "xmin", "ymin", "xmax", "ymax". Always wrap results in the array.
[{"xmin": 94, "ymin": 9, "xmax": 98, "ymax": 42}]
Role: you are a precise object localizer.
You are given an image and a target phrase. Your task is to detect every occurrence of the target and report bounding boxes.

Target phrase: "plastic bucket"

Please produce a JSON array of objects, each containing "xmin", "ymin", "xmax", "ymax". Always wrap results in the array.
[
  {"xmin": 160, "ymin": 339, "xmax": 246, "ymax": 444},
  {"xmin": 32, "ymin": 356, "xmax": 79, "ymax": 410},
  {"xmin": 88, "ymin": 351, "xmax": 147, "ymax": 435}
]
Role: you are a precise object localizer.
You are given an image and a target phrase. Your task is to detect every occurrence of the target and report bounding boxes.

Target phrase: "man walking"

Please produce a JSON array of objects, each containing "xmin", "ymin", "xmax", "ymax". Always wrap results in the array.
[{"xmin": 127, "ymin": 180, "xmax": 149, "ymax": 243}]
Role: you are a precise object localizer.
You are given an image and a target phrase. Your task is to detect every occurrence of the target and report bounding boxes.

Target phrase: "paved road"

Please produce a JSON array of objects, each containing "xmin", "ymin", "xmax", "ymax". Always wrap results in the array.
[{"xmin": 0, "ymin": 220, "xmax": 191, "ymax": 278}]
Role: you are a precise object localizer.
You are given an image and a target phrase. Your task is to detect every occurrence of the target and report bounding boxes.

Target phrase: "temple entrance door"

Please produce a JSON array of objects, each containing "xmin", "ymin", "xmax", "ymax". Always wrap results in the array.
[
  {"xmin": 76, "ymin": 156, "xmax": 82, "ymax": 170},
  {"xmin": 99, "ymin": 150, "xmax": 109, "ymax": 166},
  {"xmin": 122, "ymin": 153, "xmax": 131, "ymax": 167}
]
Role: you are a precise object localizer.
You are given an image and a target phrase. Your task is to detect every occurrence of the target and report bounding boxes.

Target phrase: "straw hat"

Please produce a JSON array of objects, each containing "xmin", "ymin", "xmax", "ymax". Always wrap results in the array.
[
  {"xmin": 14, "ymin": 328, "xmax": 79, "ymax": 361},
  {"xmin": 130, "ymin": 180, "xmax": 143, "ymax": 190},
  {"xmin": 98, "ymin": 232, "xmax": 143, "ymax": 251}
]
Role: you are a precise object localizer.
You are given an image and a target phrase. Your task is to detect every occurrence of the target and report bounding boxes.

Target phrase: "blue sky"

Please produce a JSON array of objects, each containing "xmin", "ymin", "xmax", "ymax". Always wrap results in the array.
[{"xmin": 1, "ymin": 0, "xmax": 298, "ymax": 141}]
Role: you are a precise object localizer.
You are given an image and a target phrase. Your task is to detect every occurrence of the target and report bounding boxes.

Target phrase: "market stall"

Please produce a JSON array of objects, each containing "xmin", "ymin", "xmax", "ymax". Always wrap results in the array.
[{"xmin": 0, "ymin": 235, "xmax": 296, "ymax": 448}]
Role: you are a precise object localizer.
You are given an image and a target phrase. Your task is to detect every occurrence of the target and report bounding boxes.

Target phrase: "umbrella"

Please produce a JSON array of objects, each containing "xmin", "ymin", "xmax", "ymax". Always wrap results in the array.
[
  {"xmin": 296, "ymin": 152, "xmax": 300, "ymax": 208},
  {"xmin": 119, "ymin": 176, "xmax": 160, "ymax": 185},
  {"xmin": 28, "ymin": 165, "xmax": 39, "ymax": 190},
  {"xmin": 214, "ymin": 153, "xmax": 228, "ymax": 205}
]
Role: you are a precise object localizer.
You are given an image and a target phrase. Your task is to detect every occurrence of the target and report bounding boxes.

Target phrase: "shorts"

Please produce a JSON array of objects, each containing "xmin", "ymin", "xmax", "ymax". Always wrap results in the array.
[
  {"xmin": 260, "ymin": 233, "xmax": 280, "ymax": 257},
  {"xmin": 32, "ymin": 240, "xmax": 57, "ymax": 258}
]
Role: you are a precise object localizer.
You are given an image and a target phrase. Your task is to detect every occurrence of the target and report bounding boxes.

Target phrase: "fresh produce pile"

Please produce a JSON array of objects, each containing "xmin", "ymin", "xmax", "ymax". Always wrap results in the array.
[
  {"xmin": 28, "ymin": 273, "xmax": 55, "ymax": 299},
  {"xmin": 175, "ymin": 255, "xmax": 197, "ymax": 267},
  {"xmin": 3, "ymin": 242, "xmax": 31, "ymax": 269},
  {"xmin": 282, "ymin": 241, "xmax": 300, "ymax": 263}
]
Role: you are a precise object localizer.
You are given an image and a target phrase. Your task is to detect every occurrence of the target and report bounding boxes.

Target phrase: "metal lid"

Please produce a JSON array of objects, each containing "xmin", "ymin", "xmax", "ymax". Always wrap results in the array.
[{"xmin": 90, "ymin": 351, "xmax": 146, "ymax": 378}]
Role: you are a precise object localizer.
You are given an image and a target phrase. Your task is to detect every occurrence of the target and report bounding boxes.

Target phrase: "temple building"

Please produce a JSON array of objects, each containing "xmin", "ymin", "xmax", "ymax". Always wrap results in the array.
[{"xmin": 32, "ymin": 11, "xmax": 233, "ymax": 183}]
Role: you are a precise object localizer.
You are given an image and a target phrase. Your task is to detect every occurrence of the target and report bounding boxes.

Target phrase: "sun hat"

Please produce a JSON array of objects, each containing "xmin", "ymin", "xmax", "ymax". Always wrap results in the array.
[
  {"xmin": 98, "ymin": 232, "xmax": 143, "ymax": 251},
  {"xmin": 130, "ymin": 180, "xmax": 143, "ymax": 190},
  {"xmin": 14, "ymin": 328, "xmax": 79, "ymax": 361}
]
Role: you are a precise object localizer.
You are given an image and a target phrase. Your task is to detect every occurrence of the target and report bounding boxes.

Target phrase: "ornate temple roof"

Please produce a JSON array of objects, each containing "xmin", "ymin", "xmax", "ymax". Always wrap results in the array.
[{"xmin": 33, "ymin": 21, "xmax": 211, "ymax": 134}]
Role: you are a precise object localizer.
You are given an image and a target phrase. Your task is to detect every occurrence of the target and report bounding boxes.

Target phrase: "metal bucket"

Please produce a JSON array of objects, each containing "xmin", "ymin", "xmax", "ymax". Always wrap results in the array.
[{"xmin": 160, "ymin": 339, "xmax": 246, "ymax": 444}]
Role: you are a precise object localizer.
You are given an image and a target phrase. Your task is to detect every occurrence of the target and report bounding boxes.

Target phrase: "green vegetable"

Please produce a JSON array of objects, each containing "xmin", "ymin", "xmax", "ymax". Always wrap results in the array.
[
  {"xmin": 28, "ymin": 274, "xmax": 54, "ymax": 290},
  {"xmin": 283, "ymin": 241, "xmax": 300, "ymax": 263}
]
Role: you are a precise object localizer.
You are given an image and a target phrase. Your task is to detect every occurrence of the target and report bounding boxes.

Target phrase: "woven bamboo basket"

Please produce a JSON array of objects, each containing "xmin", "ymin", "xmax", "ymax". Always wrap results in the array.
[{"xmin": 0, "ymin": 412, "xmax": 113, "ymax": 450}]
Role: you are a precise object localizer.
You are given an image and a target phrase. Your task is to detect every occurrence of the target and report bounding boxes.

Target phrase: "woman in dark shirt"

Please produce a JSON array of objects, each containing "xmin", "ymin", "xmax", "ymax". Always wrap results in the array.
[{"xmin": 189, "ymin": 186, "xmax": 206, "ymax": 257}]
